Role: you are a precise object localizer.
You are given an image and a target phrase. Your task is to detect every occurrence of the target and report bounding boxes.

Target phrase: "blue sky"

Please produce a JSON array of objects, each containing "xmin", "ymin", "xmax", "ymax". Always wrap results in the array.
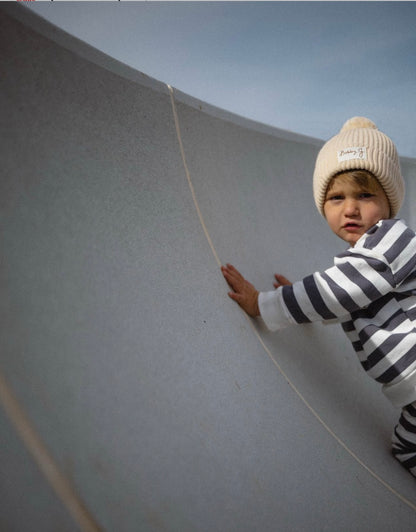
[{"xmin": 26, "ymin": 1, "xmax": 416, "ymax": 157}]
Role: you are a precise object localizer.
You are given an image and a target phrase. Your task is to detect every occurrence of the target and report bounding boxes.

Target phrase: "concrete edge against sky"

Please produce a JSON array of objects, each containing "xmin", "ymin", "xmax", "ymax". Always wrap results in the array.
[
  {"xmin": 4, "ymin": 3, "xmax": 327, "ymax": 149},
  {"xmin": 5, "ymin": 4, "xmax": 416, "ymax": 160}
]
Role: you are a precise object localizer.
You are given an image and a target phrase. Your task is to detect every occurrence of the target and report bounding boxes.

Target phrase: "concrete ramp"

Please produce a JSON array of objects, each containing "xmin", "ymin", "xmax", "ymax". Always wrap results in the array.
[{"xmin": 1, "ymin": 5, "xmax": 415, "ymax": 531}]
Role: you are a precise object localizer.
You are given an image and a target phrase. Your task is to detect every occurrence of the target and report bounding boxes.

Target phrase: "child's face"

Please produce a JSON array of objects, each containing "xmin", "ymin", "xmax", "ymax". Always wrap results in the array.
[{"xmin": 323, "ymin": 174, "xmax": 390, "ymax": 247}]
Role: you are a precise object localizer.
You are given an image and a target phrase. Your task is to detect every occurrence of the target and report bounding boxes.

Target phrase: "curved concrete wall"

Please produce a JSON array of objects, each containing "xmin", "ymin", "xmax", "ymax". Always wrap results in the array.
[{"xmin": 1, "ymin": 6, "xmax": 416, "ymax": 531}]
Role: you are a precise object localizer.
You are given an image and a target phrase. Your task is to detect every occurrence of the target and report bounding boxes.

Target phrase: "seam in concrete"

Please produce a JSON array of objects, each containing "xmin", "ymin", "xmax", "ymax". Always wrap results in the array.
[
  {"xmin": 0, "ymin": 372, "xmax": 102, "ymax": 532},
  {"xmin": 168, "ymin": 84, "xmax": 221, "ymax": 268},
  {"xmin": 167, "ymin": 83, "xmax": 416, "ymax": 513}
]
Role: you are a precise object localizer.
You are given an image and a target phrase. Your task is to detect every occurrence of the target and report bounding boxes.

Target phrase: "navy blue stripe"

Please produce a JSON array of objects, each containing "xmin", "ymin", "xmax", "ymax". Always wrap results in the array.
[
  {"xmin": 336, "ymin": 252, "xmax": 395, "ymax": 287},
  {"xmin": 399, "ymin": 416, "xmax": 416, "ymax": 434},
  {"xmin": 379, "ymin": 310, "xmax": 409, "ymax": 331},
  {"xmin": 406, "ymin": 404, "xmax": 416, "ymax": 416},
  {"xmin": 384, "ymin": 227, "xmax": 415, "ymax": 263},
  {"xmin": 396, "ymin": 290, "xmax": 416, "ymax": 301},
  {"xmin": 337, "ymin": 262, "xmax": 383, "ymax": 301},
  {"xmin": 398, "ymin": 270, "xmax": 416, "ymax": 284},
  {"xmin": 352, "ymin": 341, "xmax": 363, "ymax": 352},
  {"xmin": 281, "ymin": 286, "xmax": 311, "ymax": 324},
  {"xmin": 303, "ymin": 275, "xmax": 337, "ymax": 320},
  {"xmin": 395, "ymin": 253, "xmax": 416, "ymax": 285},
  {"xmin": 341, "ymin": 320, "xmax": 354, "ymax": 332},
  {"xmin": 320, "ymin": 272, "xmax": 359, "ymax": 313},
  {"xmin": 402, "ymin": 455, "xmax": 416, "ymax": 469},
  {"xmin": 393, "ymin": 428, "xmax": 412, "ymax": 451},
  {"xmin": 351, "ymin": 293, "xmax": 395, "ymax": 321},
  {"xmin": 362, "ymin": 334, "xmax": 414, "ymax": 372},
  {"xmin": 363, "ymin": 219, "xmax": 395, "ymax": 249},
  {"xmin": 357, "ymin": 311, "xmax": 405, "ymax": 345},
  {"xmin": 376, "ymin": 346, "xmax": 416, "ymax": 383}
]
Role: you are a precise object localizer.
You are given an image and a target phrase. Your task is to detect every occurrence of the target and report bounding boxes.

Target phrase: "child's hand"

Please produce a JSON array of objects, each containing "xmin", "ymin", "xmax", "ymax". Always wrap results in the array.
[
  {"xmin": 221, "ymin": 263, "xmax": 260, "ymax": 317},
  {"xmin": 273, "ymin": 274, "xmax": 292, "ymax": 288}
]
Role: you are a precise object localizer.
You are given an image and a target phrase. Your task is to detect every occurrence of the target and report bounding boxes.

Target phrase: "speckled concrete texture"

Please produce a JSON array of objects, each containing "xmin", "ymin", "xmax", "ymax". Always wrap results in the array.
[{"xmin": 1, "ymin": 5, "xmax": 416, "ymax": 531}]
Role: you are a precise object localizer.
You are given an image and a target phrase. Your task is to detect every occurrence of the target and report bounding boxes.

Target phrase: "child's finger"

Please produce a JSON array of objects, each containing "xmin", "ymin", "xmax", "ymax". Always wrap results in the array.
[
  {"xmin": 222, "ymin": 264, "xmax": 238, "ymax": 276},
  {"xmin": 222, "ymin": 271, "xmax": 240, "ymax": 294},
  {"xmin": 221, "ymin": 265, "xmax": 234, "ymax": 281},
  {"xmin": 228, "ymin": 291, "xmax": 239, "ymax": 301},
  {"xmin": 274, "ymin": 273, "xmax": 292, "ymax": 286},
  {"xmin": 222, "ymin": 264, "xmax": 244, "ymax": 288},
  {"xmin": 226, "ymin": 264, "xmax": 244, "ymax": 279}
]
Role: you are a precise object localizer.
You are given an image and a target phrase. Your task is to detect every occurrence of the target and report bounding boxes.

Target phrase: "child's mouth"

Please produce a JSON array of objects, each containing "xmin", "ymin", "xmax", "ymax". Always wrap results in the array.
[{"xmin": 343, "ymin": 223, "xmax": 361, "ymax": 231}]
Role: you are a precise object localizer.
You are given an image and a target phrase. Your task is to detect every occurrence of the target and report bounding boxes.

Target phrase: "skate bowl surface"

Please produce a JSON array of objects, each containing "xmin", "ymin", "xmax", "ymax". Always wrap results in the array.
[{"xmin": 1, "ymin": 5, "xmax": 416, "ymax": 531}]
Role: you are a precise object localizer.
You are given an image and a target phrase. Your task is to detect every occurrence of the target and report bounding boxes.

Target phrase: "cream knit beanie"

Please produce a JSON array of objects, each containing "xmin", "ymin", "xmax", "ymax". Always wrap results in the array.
[{"xmin": 313, "ymin": 117, "xmax": 404, "ymax": 217}]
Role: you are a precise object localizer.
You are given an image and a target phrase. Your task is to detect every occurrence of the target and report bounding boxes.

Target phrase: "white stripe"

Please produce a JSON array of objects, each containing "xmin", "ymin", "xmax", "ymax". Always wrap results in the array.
[
  {"xmin": 368, "ymin": 334, "xmax": 416, "ymax": 379},
  {"xmin": 396, "ymin": 425, "xmax": 416, "ymax": 446},
  {"xmin": 353, "ymin": 259, "xmax": 393, "ymax": 292},
  {"xmin": 292, "ymin": 282, "xmax": 322, "ymax": 321},
  {"xmin": 363, "ymin": 322, "xmax": 416, "ymax": 354},
  {"xmin": 388, "ymin": 359, "xmax": 416, "ymax": 386},
  {"xmin": 397, "ymin": 295, "xmax": 416, "ymax": 314},
  {"xmin": 373, "ymin": 220, "xmax": 407, "ymax": 256},
  {"xmin": 341, "ymin": 326, "xmax": 360, "ymax": 345},
  {"xmin": 403, "ymin": 407, "xmax": 416, "ymax": 428},
  {"xmin": 353, "ymin": 298, "xmax": 399, "ymax": 334},
  {"xmin": 398, "ymin": 279, "xmax": 416, "ymax": 294},
  {"xmin": 336, "ymin": 254, "xmax": 393, "ymax": 293},
  {"xmin": 391, "ymin": 238, "xmax": 416, "ymax": 274},
  {"xmin": 325, "ymin": 266, "xmax": 371, "ymax": 308},
  {"xmin": 313, "ymin": 272, "xmax": 352, "ymax": 316}
]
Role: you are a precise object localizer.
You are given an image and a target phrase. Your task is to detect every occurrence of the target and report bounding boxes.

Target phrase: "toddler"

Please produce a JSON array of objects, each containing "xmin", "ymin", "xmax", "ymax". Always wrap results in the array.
[{"xmin": 222, "ymin": 117, "xmax": 416, "ymax": 477}]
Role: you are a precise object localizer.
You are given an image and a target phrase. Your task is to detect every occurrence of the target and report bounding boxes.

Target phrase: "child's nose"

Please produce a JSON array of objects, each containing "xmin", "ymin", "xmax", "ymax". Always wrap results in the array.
[{"xmin": 344, "ymin": 199, "xmax": 359, "ymax": 216}]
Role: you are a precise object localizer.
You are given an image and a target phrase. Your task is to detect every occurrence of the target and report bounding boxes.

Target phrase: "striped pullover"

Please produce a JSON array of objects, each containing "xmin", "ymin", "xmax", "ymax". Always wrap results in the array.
[{"xmin": 258, "ymin": 219, "xmax": 416, "ymax": 408}]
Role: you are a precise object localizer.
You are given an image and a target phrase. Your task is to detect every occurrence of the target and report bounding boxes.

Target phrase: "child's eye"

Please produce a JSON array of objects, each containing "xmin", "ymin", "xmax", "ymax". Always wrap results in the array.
[
  {"xmin": 328, "ymin": 195, "xmax": 343, "ymax": 201},
  {"xmin": 360, "ymin": 193, "xmax": 374, "ymax": 199}
]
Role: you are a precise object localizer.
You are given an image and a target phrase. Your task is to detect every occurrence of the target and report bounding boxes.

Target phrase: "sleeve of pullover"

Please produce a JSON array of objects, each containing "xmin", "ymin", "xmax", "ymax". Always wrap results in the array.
[{"xmin": 259, "ymin": 219, "xmax": 416, "ymax": 332}]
